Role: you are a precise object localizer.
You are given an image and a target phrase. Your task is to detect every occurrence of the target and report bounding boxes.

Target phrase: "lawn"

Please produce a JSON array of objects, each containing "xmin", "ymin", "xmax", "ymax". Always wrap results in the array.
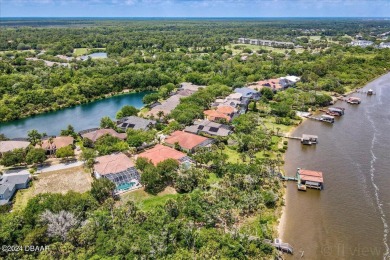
[
  {"xmin": 227, "ymin": 44, "xmax": 304, "ymax": 55},
  {"xmin": 13, "ymin": 166, "xmax": 93, "ymax": 211},
  {"xmin": 261, "ymin": 116, "xmax": 300, "ymax": 135},
  {"xmin": 73, "ymin": 48, "xmax": 88, "ymax": 56},
  {"xmin": 119, "ymin": 187, "xmax": 179, "ymax": 211},
  {"xmin": 207, "ymin": 172, "xmax": 221, "ymax": 185},
  {"xmin": 223, "ymin": 146, "xmax": 242, "ymax": 164}
]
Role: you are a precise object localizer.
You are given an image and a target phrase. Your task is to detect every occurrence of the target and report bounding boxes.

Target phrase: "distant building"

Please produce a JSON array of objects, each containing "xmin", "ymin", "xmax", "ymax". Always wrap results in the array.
[
  {"xmin": 137, "ymin": 144, "xmax": 191, "ymax": 166},
  {"xmin": 237, "ymin": 38, "xmax": 294, "ymax": 48},
  {"xmin": 248, "ymin": 78, "xmax": 283, "ymax": 92},
  {"xmin": 164, "ymin": 131, "xmax": 214, "ymax": 153},
  {"xmin": 234, "ymin": 87, "xmax": 261, "ymax": 100},
  {"xmin": 94, "ymin": 153, "xmax": 140, "ymax": 194},
  {"xmin": 379, "ymin": 42, "xmax": 390, "ymax": 49},
  {"xmin": 184, "ymin": 120, "xmax": 233, "ymax": 137},
  {"xmin": 247, "ymin": 76, "xmax": 300, "ymax": 92},
  {"xmin": 227, "ymin": 92, "xmax": 242, "ymax": 101},
  {"xmin": 0, "ymin": 141, "xmax": 30, "ymax": 156},
  {"xmin": 350, "ymin": 40, "xmax": 374, "ymax": 47},
  {"xmin": 146, "ymin": 83, "xmax": 204, "ymax": 118},
  {"xmin": 204, "ymin": 109, "xmax": 232, "ymax": 122},
  {"xmin": 80, "ymin": 129, "xmax": 126, "ymax": 143},
  {"xmin": 0, "ymin": 172, "xmax": 30, "ymax": 205},
  {"xmin": 117, "ymin": 116, "xmax": 156, "ymax": 131}
]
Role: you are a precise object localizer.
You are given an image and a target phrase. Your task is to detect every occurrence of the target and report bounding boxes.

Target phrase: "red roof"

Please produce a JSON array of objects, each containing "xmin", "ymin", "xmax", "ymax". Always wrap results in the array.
[
  {"xmin": 248, "ymin": 78, "xmax": 282, "ymax": 91},
  {"xmin": 137, "ymin": 144, "xmax": 186, "ymax": 166},
  {"xmin": 216, "ymin": 106, "xmax": 235, "ymax": 115},
  {"xmin": 204, "ymin": 110, "xmax": 231, "ymax": 122},
  {"xmin": 94, "ymin": 153, "xmax": 135, "ymax": 175},
  {"xmin": 299, "ymin": 169, "xmax": 324, "ymax": 183},
  {"xmin": 165, "ymin": 131, "xmax": 209, "ymax": 150}
]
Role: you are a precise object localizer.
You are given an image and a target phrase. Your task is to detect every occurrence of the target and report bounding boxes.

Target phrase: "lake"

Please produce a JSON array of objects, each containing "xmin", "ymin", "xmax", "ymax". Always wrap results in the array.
[
  {"xmin": 0, "ymin": 92, "xmax": 149, "ymax": 138},
  {"xmin": 80, "ymin": 52, "xmax": 107, "ymax": 60},
  {"xmin": 282, "ymin": 73, "xmax": 390, "ymax": 259}
]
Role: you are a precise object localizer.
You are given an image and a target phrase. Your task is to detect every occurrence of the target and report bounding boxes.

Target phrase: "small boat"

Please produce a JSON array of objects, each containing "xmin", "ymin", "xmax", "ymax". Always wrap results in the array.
[
  {"xmin": 298, "ymin": 184, "xmax": 307, "ymax": 191},
  {"xmin": 320, "ymin": 114, "xmax": 335, "ymax": 123},
  {"xmin": 328, "ymin": 107, "xmax": 345, "ymax": 116},
  {"xmin": 367, "ymin": 89, "xmax": 374, "ymax": 95},
  {"xmin": 347, "ymin": 97, "xmax": 361, "ymax": 104}
]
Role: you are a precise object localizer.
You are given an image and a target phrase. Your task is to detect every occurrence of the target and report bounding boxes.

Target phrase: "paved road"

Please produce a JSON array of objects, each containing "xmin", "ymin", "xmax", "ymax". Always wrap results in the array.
[{"xmin": 37, "ymin": 161, "xmax": 84, "ymax": 173}]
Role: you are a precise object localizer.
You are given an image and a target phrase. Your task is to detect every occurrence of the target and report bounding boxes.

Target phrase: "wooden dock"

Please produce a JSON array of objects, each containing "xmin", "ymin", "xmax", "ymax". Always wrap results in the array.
[
  {"xmin": 279, "ymin": 133, "xmax": 318, "ymax": 145},
  {"xmin": 264, "ymin": 238, "xmax": 294, "ymax": 254}
]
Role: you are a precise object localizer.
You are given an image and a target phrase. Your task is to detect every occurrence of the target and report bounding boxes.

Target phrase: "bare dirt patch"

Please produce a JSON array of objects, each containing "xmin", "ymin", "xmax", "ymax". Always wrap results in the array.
[
  {"xmin": 13, "ymin": 166, "xmax": 93, "ymax": 211},
  {"xmin": 32, "ymin": 166, "xmax": 92, "ymax": 195}
]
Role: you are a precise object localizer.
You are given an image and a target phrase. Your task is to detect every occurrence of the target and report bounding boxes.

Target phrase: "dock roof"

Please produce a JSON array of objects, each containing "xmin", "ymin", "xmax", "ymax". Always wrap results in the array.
[{"xmin": 298, "ymin": 169, "xmax": 323, "ymax": 183}]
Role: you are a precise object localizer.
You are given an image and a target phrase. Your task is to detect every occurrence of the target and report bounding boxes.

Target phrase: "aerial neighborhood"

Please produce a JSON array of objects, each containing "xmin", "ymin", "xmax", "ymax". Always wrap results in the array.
[
  {"xmin": 0, "ymin": 76, "xmax": 302, "ymax": 205},
  {"xmin": 2, "ymin": 15, "xmax": 390, "ymax": 259}
]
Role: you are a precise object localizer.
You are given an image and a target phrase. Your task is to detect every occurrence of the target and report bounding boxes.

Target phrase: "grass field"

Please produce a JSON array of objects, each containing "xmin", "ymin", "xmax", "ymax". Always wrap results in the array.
[
  {"xmin": 13, "ymin": 166, "xmax": 93, "ymax": 211},
  {"xmin": 119, "ymin": 187, "xmax": 179, "ymax": 211},
  {"xmin": 227, "ymin": 44, "xmax": 304, "ymax": 55},
  {"xmin": 223, "ymin": 146, "xmax": 241, "ymax": 163},
  {"xmin": 73, "ymin": 48, "xmax": 88, "ymax": 56}
]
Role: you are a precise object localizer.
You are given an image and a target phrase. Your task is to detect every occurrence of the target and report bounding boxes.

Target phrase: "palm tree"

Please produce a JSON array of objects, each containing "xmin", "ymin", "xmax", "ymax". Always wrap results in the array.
[
  {"xmin": 48, "ymin": 137, "xmax": 54, "ymax": 156},
  {"xmin": 157, "ymin": 111, "xmax": 164, "ymax": 121}
]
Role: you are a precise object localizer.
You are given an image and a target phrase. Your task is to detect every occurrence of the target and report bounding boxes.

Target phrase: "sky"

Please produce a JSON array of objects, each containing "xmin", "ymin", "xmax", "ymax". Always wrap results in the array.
[{"xmin": 0, "ymin": 0, "xmax": 389, "ymax": 18}]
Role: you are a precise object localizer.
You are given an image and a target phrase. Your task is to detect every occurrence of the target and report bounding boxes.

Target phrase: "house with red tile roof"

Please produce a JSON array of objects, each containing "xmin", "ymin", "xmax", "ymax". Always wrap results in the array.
[
  {"xmin": 81, "ymin": 128, "xmax": 126, "ymax": 143},
  {"xmin": 94, "ymin": 153, "xmax": 141, "ymax": 194},
  {"xmin": 204, "ymin": 110, "xmax": 232, "ymax": 123},
  {"xmin": 137, "ymin": 144, "xmax": 190, "ymax": 166},
  {"xmin": 247, "ymin": 78, "xmax": 283, "ymax": 92},
  {"xmin": 164, "ymin": 131, "xmax": 214, "ymax": 153},
  {"xmin": 216, "ymin": 106, "xmax": 237, "ymax": 116}
]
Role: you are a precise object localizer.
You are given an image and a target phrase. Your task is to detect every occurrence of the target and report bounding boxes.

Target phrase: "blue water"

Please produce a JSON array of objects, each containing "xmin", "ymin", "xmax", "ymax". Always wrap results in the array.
[
  {"xmin": 84, "ymin": 52, "xmax": 107, "ymax": 59},
  {"xmin": 0, "ymin": 92, "xmax": 149, "ymax": 138}
]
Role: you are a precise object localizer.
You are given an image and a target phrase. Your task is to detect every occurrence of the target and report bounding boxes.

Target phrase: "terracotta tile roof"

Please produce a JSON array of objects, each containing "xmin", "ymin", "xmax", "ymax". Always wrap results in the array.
[
  {"xmin": 299, "ymin": 169, "xmax": 324, "ymax": 183},
  {"xmin": 137, "ymin": 144, "xmax": 186, "ymax": 166},
  {"xmin": 216, "ymin": 106, "xmax": 236, "ymax": 115},
  {"xmin": 248, "ymin": 78, "xmax": 282, "ymax": 91},
  {"xmin": 94, "ymin": 153, "xmax": 135, "ymax": 175},
  {"xmin": 165, "ymin": 131, "xmax": 209, "ymax": 150},
  {"xmin": 0, "ymin": 141, "xmax": 30, "ymax": 153},
  {"xmin": 81, "ymin": 129, "xmax": 126, "ymax": 142},
  {"xmin": 204, "ymin": 110, "xmax": 231, "ymax": 122},
  {"xmin": 39, "ymin": 136, "xmax": 74, "ymax": 150}
]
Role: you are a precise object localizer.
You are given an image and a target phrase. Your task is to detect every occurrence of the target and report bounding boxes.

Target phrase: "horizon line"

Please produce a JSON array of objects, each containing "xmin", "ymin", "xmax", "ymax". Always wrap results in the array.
[{"xmin": 2, "ymin": 16, "xmax": 390, "ymax": 19}]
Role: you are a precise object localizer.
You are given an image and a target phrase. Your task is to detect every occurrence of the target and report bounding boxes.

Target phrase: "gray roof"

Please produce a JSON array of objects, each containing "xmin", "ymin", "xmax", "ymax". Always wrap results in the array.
[
  {"xmin": 0, "ymin": 172, "xmax": 30, "ymax": 194},
  {"xmin": 184, "ymin": 120, "xmax": 233, "ymax": 137},
  {"xmin": 117, "ymin": 116, "xmax": 156, "ymax": 131}
]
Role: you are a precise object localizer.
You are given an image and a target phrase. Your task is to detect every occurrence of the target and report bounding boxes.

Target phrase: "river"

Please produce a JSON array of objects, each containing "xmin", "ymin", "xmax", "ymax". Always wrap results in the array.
[
  {"xmin": 0, "ymin": 92, "xmax": 149, "ymax": 138},
  {"xmin": 282, "ymin": 73, "xmax": 390, "ymax": 260}
]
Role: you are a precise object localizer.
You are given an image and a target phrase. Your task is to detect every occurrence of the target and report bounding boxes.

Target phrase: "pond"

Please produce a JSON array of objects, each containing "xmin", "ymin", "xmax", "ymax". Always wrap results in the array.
[{"xmin": 0, "ymin": 92, "xmax": 149, "ymax": 138}]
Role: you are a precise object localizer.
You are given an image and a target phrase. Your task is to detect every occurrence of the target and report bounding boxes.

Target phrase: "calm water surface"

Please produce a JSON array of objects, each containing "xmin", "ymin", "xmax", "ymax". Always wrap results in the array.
[
  {"xmin": 0, "ymin": 92, "xmax": 148, "ymax": 138},
  {"xmin": 283, "ymin": 73, "xmax": 390, "ymax": 260}
]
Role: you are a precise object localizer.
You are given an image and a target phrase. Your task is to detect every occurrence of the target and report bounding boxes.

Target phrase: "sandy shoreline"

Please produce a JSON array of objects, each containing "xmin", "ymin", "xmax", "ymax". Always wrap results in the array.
[{"xmin": 276, "ymin": 117, "xmax": 307, "ymax": 239}]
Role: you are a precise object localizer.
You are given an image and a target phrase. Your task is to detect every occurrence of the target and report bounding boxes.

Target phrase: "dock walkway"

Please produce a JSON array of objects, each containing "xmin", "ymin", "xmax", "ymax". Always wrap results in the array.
[{"xmin": 264, "ymin": 238, "xmax": 294, "ymax": 254}]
